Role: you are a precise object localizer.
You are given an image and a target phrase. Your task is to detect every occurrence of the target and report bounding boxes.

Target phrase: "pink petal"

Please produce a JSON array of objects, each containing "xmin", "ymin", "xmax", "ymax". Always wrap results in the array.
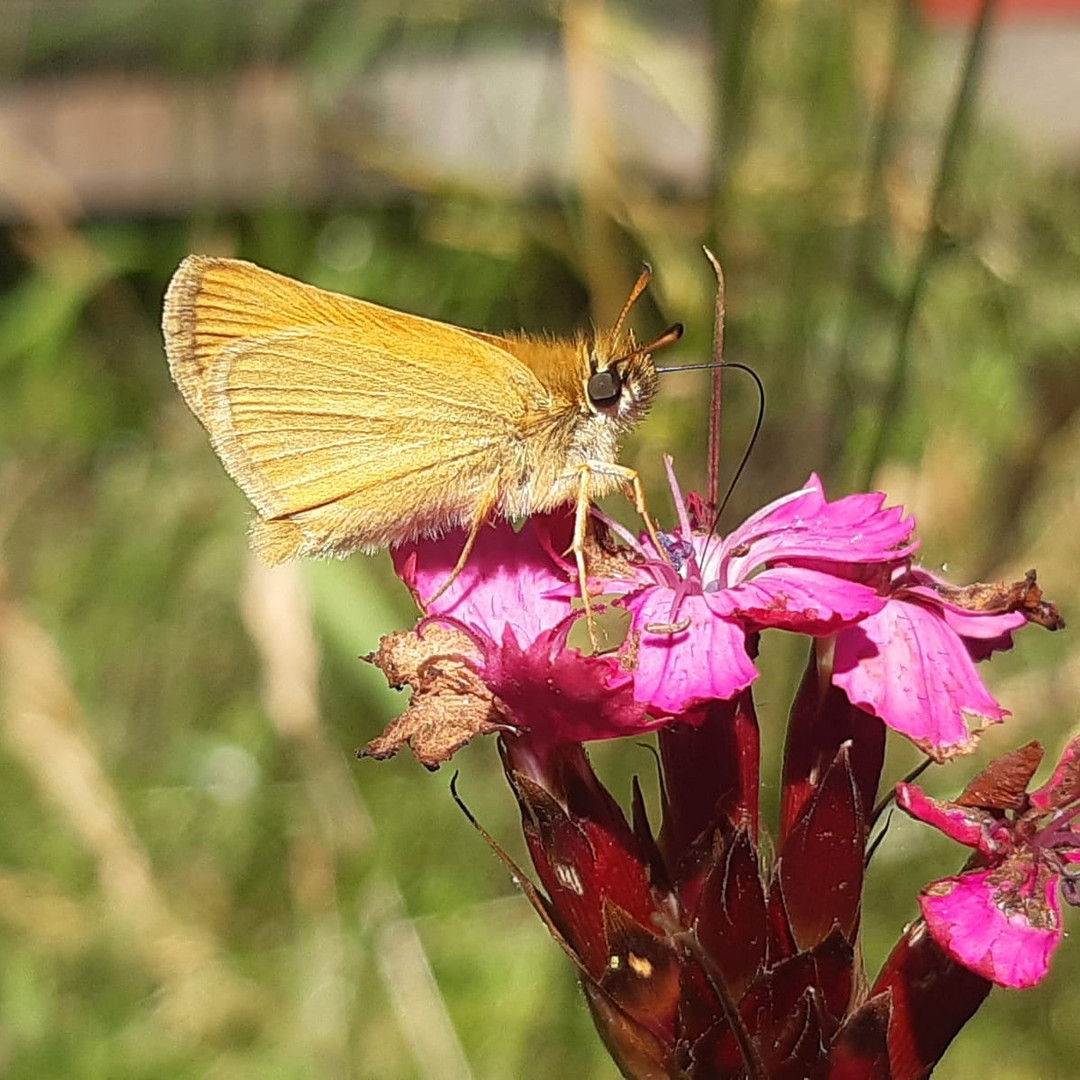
[
  {"xmin": 483, "ymin": 626, "xmax": 653, "ymax": 744},
  {"xmin": 393, "ymin": 513, "xmax": 574, "ymax": 644},
  {"xmin": 621, "ymin": 591, "xmax": 759, "ymax": 716},
  {"xmin": 724, "ymin": 566, "xmax": 886, "ymax": 634},
  {"xmin": 902, "ymin": 571, "xmax": 1028, "ymax": 661},
  {"xmin": 935, "ymin": 605, "xmax": 1025, "ymax": 644},
  {"xmin": 832, "ymin": 598, "xmax": 1008, "ymax": 759},
  {"xmin": 711, "ymin": 475, "xmax": 916, "ymax": 583},
  {"xmin": 896, "ymin": 783, "xmax": 990, "ymax": 850},
  {"xmin": 919, "ymin": 866, "xmax": 1062, "ymax": 988}
]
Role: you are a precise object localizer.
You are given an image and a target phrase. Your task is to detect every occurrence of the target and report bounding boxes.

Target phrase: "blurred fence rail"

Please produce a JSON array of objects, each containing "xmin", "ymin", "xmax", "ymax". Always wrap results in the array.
[
  {"xmin": 2, "ymin": 17, "xmax": 1079, "ymax": 223},
  {"xmin": 0, "ymin": 70, "xmax": 329, "ymax": 219}
]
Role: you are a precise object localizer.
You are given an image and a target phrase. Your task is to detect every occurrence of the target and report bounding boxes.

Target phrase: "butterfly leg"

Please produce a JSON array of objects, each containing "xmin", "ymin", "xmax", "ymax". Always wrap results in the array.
[
  {"xmin": 580, "ymin": 460, "xmax": 668, "ymax": 565},
  {"xmin": 571, "ymin": 469, "xmax": 599, "ymax": 649},
  {"xmin": 422, "ymin": 478, "xmax": 501, "ymax": 610},
  {"xmin": 569, "ymin": 461, "xmax": 668, "ymax": 651}
]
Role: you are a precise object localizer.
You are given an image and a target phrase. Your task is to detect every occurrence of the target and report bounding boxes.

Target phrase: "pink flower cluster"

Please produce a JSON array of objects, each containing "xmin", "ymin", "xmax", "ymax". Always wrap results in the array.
[
  {"xmin": 364, "ymin": 459, "xmax": 1067, "ymax": 1057},
  {"xmin": 392, "ymin": 464, "xmax": 1025, "ymax": 760}
]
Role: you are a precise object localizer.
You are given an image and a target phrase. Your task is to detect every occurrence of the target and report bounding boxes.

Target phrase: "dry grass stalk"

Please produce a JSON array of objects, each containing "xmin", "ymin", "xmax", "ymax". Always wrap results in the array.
[{"xmin": 0, "ymin": 562, "xmax": 260, "ymax": 1040}]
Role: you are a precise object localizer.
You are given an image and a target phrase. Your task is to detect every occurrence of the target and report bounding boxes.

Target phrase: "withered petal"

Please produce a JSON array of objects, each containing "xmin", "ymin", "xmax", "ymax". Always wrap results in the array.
[
  {"xmin": 362, "ymin": 624, "xmax": 512, "ymax": 767},
  {"xmin": 955, "ymin": 740, "xmax": 1044, "ymax": 810},
  {"xmin": 364, "ymin": 623, "xmax": 481, "ymax": 688},
  {"xmin": 359, "ymin": 684, "xmax": 513, "ymax": 768},
  {"xmin": 930, "ymin": 569, "xmax": 1065, "ymax": 631}
]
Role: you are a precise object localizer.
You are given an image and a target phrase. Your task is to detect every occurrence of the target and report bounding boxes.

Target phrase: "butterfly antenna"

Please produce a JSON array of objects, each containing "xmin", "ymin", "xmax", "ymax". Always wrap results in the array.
[
  {"xmin": 654, "ymin": 358, "xmax": 765, "ymax": 529},
  {"xmin": 611, "ymin": 263, "xmax": 653, "ymax": 341},
  {"xmin": 613, "ymin": 322, "xmax": 684, "ymax": 366}
]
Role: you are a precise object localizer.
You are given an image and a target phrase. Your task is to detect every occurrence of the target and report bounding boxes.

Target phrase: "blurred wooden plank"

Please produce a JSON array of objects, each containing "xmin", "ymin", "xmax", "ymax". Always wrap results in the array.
[
  {"xmin": 2, "ymin": 23, "xmax": 1080, "ymax": 226},
  {"xmin": 0, "ymin": 69, "xmax": 327, "ymax": 221}
]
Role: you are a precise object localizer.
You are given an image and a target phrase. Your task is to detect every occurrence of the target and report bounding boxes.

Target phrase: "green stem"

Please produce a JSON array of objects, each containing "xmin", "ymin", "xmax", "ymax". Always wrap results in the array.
[
  {"xmin": 858, "ymin": 0, "xmax": 999, "ymax": 490},
  {"xmin": 709, "ymin": 0, "xmax": 761, "ymax": 250},
  {"xmin": 825, "ymin": 0, "xmax": 917, "ymax": 474}
]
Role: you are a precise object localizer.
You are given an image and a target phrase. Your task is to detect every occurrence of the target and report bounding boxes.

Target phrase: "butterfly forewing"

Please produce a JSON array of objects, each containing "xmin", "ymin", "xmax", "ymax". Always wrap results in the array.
[{"xmin": 164, "ymin": 256, "xmax": 544, "ymax": 559}]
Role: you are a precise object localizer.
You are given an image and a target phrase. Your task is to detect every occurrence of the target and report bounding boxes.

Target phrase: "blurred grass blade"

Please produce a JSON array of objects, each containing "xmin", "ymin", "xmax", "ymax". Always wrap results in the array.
[
  {"xmin": 860, "ymin": 0, "xmax": 1000, "ymax": 489},
  {"xmin": 0, "ymin": 561, "xmax": 260, "ymax": 1041}
]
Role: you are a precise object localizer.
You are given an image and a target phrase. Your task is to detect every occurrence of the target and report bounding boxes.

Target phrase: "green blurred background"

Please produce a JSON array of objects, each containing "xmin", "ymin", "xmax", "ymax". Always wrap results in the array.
[{"xmin": 1, "ymin": 1, "xmax": 1078, "ymax": 1076}]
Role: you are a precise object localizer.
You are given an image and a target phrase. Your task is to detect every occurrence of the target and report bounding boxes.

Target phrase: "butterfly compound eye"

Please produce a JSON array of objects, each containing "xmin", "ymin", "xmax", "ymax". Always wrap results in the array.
[{"xmin": 587, "ymin": 369, "xmax": 622, "ymax": 408}]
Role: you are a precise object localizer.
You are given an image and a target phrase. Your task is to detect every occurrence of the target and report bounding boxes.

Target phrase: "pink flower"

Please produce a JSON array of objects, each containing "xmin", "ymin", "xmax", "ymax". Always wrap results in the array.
[
  {"xmin": 390, "ymin": 511, "xmax": 657, "ymax": 748},
  {"xmin": 611, "ymin": 464, "xmax": 916, "ymax": 717},
  {"xmin": 394, "ymin": 509, "xmax": 576, "ymax": 643},
  {"xmin": 368, "ymin": 460, "xmax": 1060, "ymax": 765},
  {"xmin": 897, "ymin": 738, "xmax": 1080, "ymax": 988},
  {"xmin": 833, "ymin": 568, "xmax": 1051, "ymax": 760}
]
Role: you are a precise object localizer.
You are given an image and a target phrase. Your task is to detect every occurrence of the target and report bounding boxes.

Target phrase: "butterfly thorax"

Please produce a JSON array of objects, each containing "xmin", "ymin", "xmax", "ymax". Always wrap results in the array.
[{"xmin": 496, "ymin": 329, "xmax": 659, "ymax": 515}]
